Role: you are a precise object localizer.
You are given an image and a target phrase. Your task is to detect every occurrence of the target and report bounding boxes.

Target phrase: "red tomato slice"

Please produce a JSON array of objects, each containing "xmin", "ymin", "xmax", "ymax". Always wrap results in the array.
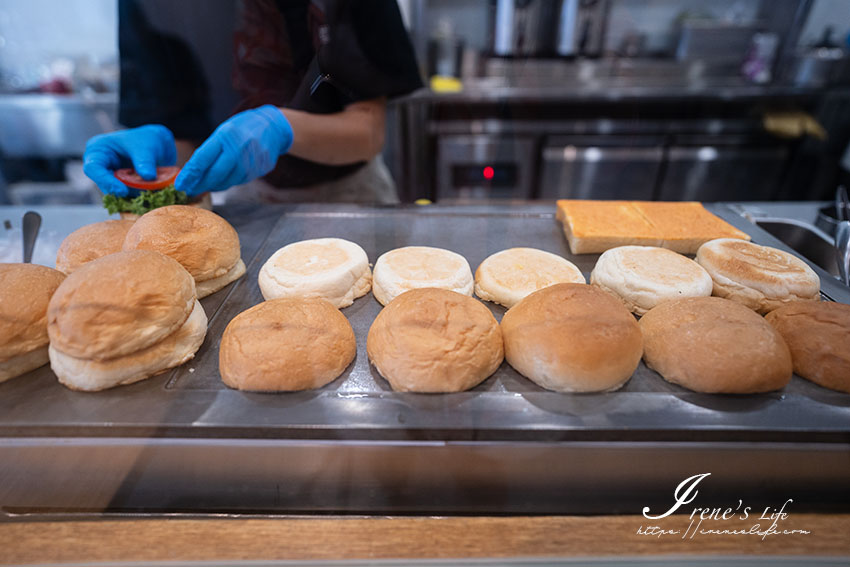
[{"xmin": 114, "ymin": 166, "xmax": 180, "ymax": 191}]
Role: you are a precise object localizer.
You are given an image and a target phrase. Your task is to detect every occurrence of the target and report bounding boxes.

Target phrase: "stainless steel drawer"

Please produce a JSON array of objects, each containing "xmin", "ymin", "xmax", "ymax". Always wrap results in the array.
[
  {"xmin": 539, "ymin": 145, "xmax": 663, "ymax": 199},
  {"xmin": 658, "ymin": 146, "xmax": 787, "ymax": 202}
]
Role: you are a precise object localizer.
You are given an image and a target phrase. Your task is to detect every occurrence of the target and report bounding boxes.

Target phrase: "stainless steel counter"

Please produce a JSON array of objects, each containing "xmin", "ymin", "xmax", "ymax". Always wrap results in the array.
[{"xmin": 0, "ymin": 202, "xmax": 848, "ymax": 517}]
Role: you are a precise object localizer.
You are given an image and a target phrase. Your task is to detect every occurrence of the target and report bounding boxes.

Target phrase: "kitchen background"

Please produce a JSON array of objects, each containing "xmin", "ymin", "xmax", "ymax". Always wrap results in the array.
[{"xmin": 0, "ymin": 0, "xmax": 849, "ymax": 205}]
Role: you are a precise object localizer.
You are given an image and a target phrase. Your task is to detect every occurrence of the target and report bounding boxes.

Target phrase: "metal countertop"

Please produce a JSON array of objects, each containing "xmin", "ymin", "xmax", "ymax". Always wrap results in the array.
[{"xmin": 0, "ymin": 201, "xmax": 848, "ymax": 516}]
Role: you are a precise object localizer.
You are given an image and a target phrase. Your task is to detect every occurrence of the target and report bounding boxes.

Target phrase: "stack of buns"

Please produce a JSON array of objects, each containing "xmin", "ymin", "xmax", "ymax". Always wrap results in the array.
[
  {"xmin": 47, "ymin": 250, "xmax": 207, "ymax": 391},
  {"xmin": 123, "ymin": 205, "xmax": 245, "ymax": 298},
  {"xmin": 258, "ymin": 238, "xmax": 371, "ymax": 308},
  {"xmin": 0, "ymin": 264, "xmax": 66, "ymax": 382}
]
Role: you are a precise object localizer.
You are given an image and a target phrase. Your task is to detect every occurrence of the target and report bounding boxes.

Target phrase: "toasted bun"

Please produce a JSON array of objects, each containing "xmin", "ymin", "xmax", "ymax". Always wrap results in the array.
[
  {"xmin": 50, "ymin": 299, "xmax": 207, "ymax": 391},
  {"xmin": 55, "ymin": 219, "xmax": 135, "ymax": 274},
  {"xmin": 590, "ymin": 246, "xmax": 713, "ymax": 315},
  {"xmin": 766, "ymin": 301, "xmax": 850, "ymax": 393},
  {"xmin": 640, "ymin": 297, "xmax": 792, "ymax": 393},
  {"xmin": 47, "ymin": 250, "xmax": 196, "ymax": 361},
  {"xmin": 696, "ymin": 238, "xmax": 820, "ymax": 314},
  {"xmin": 258, "ymin": 238, "xmax": 371, "ymax": 308},
  {"xmin": 122, "ymin": 205, "xmax": 241, "ymax": 283},
  {"xmin": 372, "ymin": 247, "xmax": 473, "ymax": 306},
  {"xmin": 0, "ymin": 346, "xmax": 49, "ymax": 384},
  {"xmin": 196, "ymin": 258, "xmax": 246, "ymax": 299},
  {"xmin": 474, "ymin": 247, "xmax": 585, "ymax": 308},
  {"xmin": 367, "ymin": 288, "xmax": 503, "ymax": 392},
  {"xmin": 220, "ymin": 298, "xmax": 356, "ymax": 392},
  {"xmin": 0, "ymin": 264, "xmax": 65, "ymax": 361},
  {"xmin": 501, "ymin": 283, "xmax": 642, "ymax": 393}
]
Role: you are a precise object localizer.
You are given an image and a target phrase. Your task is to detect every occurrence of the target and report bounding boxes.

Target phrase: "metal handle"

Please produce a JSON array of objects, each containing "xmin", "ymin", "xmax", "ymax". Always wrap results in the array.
[
  {"xmin": 21, "ymin": 211, "xmax": 41, "ymax": 264},
  {"xmin": 836, "ymin": 220, "xmax": 850, "ymax": 286},
  {"xmin": 836, "ymin": 185, "xmax": 849, "ymax": 222}
]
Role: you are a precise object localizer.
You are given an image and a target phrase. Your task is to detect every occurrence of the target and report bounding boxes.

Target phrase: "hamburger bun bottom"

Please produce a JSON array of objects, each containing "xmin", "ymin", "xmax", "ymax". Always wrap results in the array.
[{"xmin": 197, "ymin": 258, "xmax": 246, "ymax": 298}]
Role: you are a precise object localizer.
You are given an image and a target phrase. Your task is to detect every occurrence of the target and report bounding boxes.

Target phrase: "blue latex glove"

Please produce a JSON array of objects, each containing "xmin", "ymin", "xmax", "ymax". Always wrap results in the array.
[
  {"xmin": 83, "ymin": 125, "xmax": 177, "ymax": 197},
  {"xmin": 176, "ymin": 105, "xmax": 293, "ymax": 196}
]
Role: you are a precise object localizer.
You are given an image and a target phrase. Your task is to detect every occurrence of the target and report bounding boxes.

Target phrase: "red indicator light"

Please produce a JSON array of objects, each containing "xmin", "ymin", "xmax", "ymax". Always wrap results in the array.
[{"xmin": 483, "ymin": 166, "xmax": 495, "ymax": 180}]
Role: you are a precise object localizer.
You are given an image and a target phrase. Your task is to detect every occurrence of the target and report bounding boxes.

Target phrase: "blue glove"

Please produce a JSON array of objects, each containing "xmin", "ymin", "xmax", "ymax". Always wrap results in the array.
[
  {"xmin": 176, "ymin": 105, "xmax": 294, "ymax": 196},
  {"xmin": 83, "ymin": 125, "xmax": 177, "ymax": 197}
]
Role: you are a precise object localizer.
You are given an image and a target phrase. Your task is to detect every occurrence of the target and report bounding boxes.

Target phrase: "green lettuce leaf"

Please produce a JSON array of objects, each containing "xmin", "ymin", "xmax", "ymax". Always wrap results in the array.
[{"xmin": 102, "ymin": 185, "xmax": 189, "ymax": 216}]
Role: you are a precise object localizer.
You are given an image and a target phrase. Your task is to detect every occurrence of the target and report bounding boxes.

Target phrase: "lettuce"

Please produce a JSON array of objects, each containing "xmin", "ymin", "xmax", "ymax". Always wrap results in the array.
[{"xmin": 103, "ymin": 185, "xmax": 189, "ymax": 216}]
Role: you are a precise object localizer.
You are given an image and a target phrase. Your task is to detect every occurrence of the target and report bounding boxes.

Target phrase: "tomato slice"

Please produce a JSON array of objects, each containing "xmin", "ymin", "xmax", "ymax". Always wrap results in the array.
[{"xmin": 114, "ymin": 166, "xmax": 180, "ymax": 191}]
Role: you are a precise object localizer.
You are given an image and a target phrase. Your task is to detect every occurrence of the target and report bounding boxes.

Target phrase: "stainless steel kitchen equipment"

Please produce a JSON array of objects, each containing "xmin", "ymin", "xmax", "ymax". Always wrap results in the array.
[
  {"xmin": 538, "ymin": 135, "xmax": 663, "ymax": 200},
  {"xmin": 657, "ymin": 136, "xmax": 789, "ymax": 202},
  {"xmin": 436, "ymin": 135, "xmax": 536, "ymax": 200},
  {"xmin": 556, "ymin": 0, "xmax": 609, "ymax": 57},
  {"xmin": 836, "ymin": 220, "xmax": 850, "ymax": 285},
  {"xmin": 675, "ymin": 21, "xmax": 757, "ymax": 62},
  {"xmin": 0, "ymin": 94, "xmax": 117, "ymax": 157},
  {"xmin": 1, "ymin": 202, "xmax": 848, "ymax": 517},
  {"xmin": 492, "ymin": 0, "xmax": 560, "ymax": 57}
]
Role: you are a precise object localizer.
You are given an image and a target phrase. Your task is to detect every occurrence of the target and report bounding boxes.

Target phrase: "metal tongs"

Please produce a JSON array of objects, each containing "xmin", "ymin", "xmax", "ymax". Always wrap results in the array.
[{"xmin": 836, "ymin": 186, "xmax": 850, "ymax": 285}]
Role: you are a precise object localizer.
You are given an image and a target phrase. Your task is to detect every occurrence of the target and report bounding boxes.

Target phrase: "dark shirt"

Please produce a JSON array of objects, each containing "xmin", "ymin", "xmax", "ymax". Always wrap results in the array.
[{"xmin": 118, "ymin": 0, "xmax": 422, "ymax": 187}]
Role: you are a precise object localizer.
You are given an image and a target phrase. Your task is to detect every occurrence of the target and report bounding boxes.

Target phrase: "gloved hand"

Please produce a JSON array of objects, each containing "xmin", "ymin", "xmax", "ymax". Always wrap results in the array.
[
  {"xmin": 176, "ymin": 105, "xmax": 293, "ymax": 196},
  {"xmin": 83, "ymin": 125, "xmax": 177, "ymax": 197}
]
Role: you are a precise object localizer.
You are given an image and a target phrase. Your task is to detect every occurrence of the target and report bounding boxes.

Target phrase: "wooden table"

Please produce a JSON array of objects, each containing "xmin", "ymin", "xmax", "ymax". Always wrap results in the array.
[{"xmin": 3, "ymin": 514, "xmax": 849, "ymax": 564}]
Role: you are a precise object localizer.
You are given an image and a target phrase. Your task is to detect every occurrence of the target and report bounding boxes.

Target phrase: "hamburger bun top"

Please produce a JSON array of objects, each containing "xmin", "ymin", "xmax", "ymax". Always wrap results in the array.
[
  {"xmin": 640, "ymin": 296, "xmax": 792, "ymax": 393},
  {"xmin": 122, "ymin": 205, "xmax": 241, "ymax": 282},
  {"xmin": 0, "ymin": 264, "xmax": 66, "ymax": 360},
  {"xmin": 47, "ymin": 250, "xmax": 196, "ymax": 361},
  {"xmin": 367, "ymin": 288, "xmax": 503, "ymax": 392},
  {"xmin": 220, "ymin": 297, "xmax": 356, "ymax": 392},
  {"xmin": 55, "ymin": 219, "xmax": 136, "ymax": 274},
  {"xmin": 500, "ymin": 283, "xmax": 643, "ymax": 392},
  {"xmin": 766, "ymin": 300, "xmax": 850, "ymax": 393},
  {"xmin": 696, "ymin": 238, "xmax": 820, "ymax": 314}
]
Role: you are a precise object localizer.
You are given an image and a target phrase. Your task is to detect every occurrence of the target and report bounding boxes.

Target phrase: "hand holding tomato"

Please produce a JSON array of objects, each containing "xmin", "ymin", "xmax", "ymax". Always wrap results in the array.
[{"xmin": 83, "ymin": 125, "xmax": 177, "ymax": 197}]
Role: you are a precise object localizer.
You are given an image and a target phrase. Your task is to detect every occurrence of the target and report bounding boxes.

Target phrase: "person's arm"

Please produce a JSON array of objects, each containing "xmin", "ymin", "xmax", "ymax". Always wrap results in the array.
[
  {"xmin": 283, "ymin": 97, "xmax": 386, "ymax": 165},
  {"xmin": 173, "ymin": 97, "xmax": 386, "ymax": 168}
]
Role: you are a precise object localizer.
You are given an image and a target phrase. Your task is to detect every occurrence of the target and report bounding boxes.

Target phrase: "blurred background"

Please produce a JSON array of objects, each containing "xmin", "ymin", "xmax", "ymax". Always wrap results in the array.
[{"xmin": 1, "ymin": 0, "xmax": 849, "ymax": 205}]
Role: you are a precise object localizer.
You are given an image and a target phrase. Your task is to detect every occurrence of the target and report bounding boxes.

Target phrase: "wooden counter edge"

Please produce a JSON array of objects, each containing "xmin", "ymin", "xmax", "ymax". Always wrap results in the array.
[{"xmin": 2, "ymin": 514, "xmax": 849, "ymax": 564}]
